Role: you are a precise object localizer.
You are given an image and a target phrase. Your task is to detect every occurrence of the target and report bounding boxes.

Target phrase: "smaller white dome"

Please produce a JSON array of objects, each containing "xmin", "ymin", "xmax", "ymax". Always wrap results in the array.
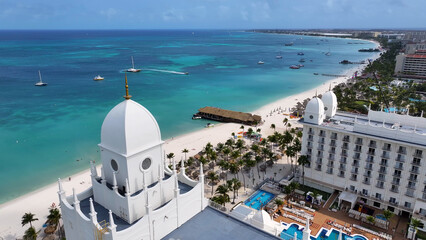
[
  {"xmin": 305, "ymin": 97, "xmax": 325, "ymax": 114},
  {"xmin": 304, "ymin": 97, "xmax": 325, "ymax": 125},
  {"xmin": 322, "ymin": 91, "xmax": 337, "ymax": 118},
  {"xmin": 100, "ymin": 100, "xmax": 162, "ymax": 155}
]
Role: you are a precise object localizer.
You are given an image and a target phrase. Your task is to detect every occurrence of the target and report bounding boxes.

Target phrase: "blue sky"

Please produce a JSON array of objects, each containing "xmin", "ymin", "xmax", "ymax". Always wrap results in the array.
[{"xmin": 0, "ymin": 0, "xmax": 425, "ymax": 29}]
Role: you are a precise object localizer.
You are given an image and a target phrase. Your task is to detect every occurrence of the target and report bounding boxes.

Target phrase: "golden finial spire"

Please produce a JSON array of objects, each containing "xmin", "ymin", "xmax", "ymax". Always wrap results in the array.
[{"xmin": 124, "ymin": 73, "xmax": 132, "ymax": 100}]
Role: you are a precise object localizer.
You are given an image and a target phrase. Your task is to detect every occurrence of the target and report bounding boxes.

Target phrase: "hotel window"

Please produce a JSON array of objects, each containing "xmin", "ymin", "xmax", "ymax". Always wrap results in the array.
[
  {"xmin": 355, "ymin": 145, "xmax": 362, "ymax": 152},
  {"xmin": 356, "ymin": 138, "xmax": 363, "ymax": 145},
  {"xmin": 413, "ymin": 158, "xmax": 421, "ymax": 166},
  {"xmin": 368, "ymin": 148, "xmax": 376, "ymax": 155},
  {"xmin": 330, "ymin": 139, "xmax": 336, "ymax": 146},
  {"xmin": 420, "ymin": 208, "xmax": 426, "ymax": 216},
  {"xmin": 362, "ymin": 189, "xmax": 368, "ymax": 195},
  {"xmin": 376, "ymin": 181, "xmax": 384, "ymax": 188},
  {"xmin": 331, "ymin": 147, "xmax": 336, "ymax": 153},
  {"xmin": 383, "ymin": 143, "xmax": 391, "ymax": 151},
  {"xmin": 398, "ymin": 146, "xmax": 407, "ymax": 154},
  {"xmin": 378, "ymin": 174, "xmax": 385, "ymax": 181},
  {"xmin": 409, "ymin": 174, "xmax": 418, "ymax": 182},
  {"xmin": 405, "ymin": 202, "xmax": 411, "ymax": 209},
  {"xmin": 394, "ymin": 170, "xmax": 401, "ymax": 177},
  {"xmin": 349, "ymin": 185, "xmax": 355, "ymax": 191},
  {"xmin": 375, "ymin": 193, "xmax": 382, "ymax": 199},
  {"xmin": 415, "ymin": 149, "xmax": 423, "ymax": 157},
  {"xmin": 331, "ymin": 132, "xmax": 337, "ymax": 139},
  {"xmin": 380, "ymin": 159, "xmax": 388, "ymax": 166},
  {"xmin": 411, "ymin": 166, "xmax": 419, "ymax": 174},
  {"xmin": 389, "ymin": 197, "xmax": 396, "ymax": 204}
]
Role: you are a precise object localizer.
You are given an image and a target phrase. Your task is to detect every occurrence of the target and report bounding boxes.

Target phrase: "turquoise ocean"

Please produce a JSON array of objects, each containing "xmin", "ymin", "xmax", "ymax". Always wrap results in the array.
[{"xmin": 0, "ymin": 30, "xmax": 377, "ymax": 203}]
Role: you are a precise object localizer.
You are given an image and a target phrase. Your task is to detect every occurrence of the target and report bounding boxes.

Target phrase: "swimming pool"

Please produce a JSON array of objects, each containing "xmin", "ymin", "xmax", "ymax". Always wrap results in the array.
[
  {"xmin": 244, "ymin": 190, "xmax": 275, "ymax": 210},
  {"xmin": 376, "ymin": 214, "xmax": 386, "ymax": 221},
  {"xmin": 280, "ymin": 223, "xmax": 368, "ymax": 240}
]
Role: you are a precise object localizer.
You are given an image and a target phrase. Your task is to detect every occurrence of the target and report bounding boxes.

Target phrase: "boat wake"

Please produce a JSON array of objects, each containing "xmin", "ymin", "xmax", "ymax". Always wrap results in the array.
[{"xmin": 142, "ymin": 68, "xmax": 189, "ymax": 75}]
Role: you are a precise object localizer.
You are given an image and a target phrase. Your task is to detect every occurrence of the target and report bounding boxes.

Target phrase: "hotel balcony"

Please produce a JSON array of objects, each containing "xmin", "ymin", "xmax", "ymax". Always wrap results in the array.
[
  {"xmin": 328, "ymin": 155, "xmax": 335, "ymax": 161},
  {"xmin": 353, "ymin": 154, "xmax": 361, "ymax": 160},
  {"xmin": 308, "ymin": 130, "xmax": 315, "ymax": 135},
  {"xmin": 366, "ymin": 158, "xmax": 374, "ymax": 163},
  {"xmin": 397, "ymin": 149, "xmax": 407, "ymax": 154},
  {"xmin": 407, "ymin": 184, "xmax": 416, "ymax": 190},
  {"xmin": 329, "ymin": 142, "xmax": 336, "ymax": 147},
  {"xmin": 388, "ymin": 201, "xmax": 398, "ymax": 206},
  {"xmin": 378, "ymin": 169, "xmax": 387, "ymax": 174},
  {"xmin": 367, "ymin": 151, "xmax": 376, "ymax": 156},
  {"xmin": 326, "ymin": 169, "xmax": 333, "ymax": 174},
  {"xmin": 353, "ymin": 147, "xmax": 362, "ymax": 153},
  {"xmin": 379, "ymin": 161, "xmax": 388, "ymax": 167},
  {"xmin": 362, "ymin": 179, "xmax": 371, "ymax": 185},
  {"xmin": 394, "ymin": 165, "xmax": 404, "ymax": 170},
  {"xmin": 355, "ymin": 139, "xmax": 363, "ymax": 145},
  {"xmin": 328, "ymin": 149, "xmax": 335, "ymax": 154},
  {"xmin": 413, "ymin": 152, "xmax": 423, "ymax": 158},
  {"xmin": 409, "ymin": 177, "xmax": 418, "ymax": 183},
  {"xmin": 327, "ymin": 162, "xmax": 334, "ymax": 167},
  {"xmin": 382, "ymin": 146, "xmax": 391, "ymax": 151},
  {"xmin": 391, "ymin": 180, "xmax": 400, "ymax": 186},
  {"xmin": 392, "ymin": 173, "xmax": 401, "ymax": 178},
  {"xmin": 351, "ymin": 169, "xmax": 359, "ymax": 174},
  {"xmin": 340, "ymin": 158, "xmax": 347, "ymax": 164},
  {"xmin": 390, "ymin": 188, "xmax": 399, "ymax": 193},
  {"xmin": 350, "ymin": 176, "xmax": 357, "ymax": 181},
  {"xmin": 364, "ymin": 165, "xmax": 373, "ymax": 170},
  {"xmin": 377, "ymin": 176, "xmax": 385, "ymax": 181},
  {"xmin": 410, "ymin": 168, "xmax": 420, "ymax": 174},
  {"xmin": 412, "ymin": 161, "xmax": 422, "ymax": 167},
  {"xmin": 318, "ymin": 139, "xmax": 325, "ymax": 144},
  {"xmin": 405, "ymin": 190, "xmax": 415, "ymax": 198},
  {"xmin": 381, "ymin": 153, "xmax": 390, "ymax": 159},
  {"xmin": 369, "ymin": 143, "xmax": 377, "ymax": 148},
  {"xmin": 341, "ymin": 152, "xmax": 348, "ymax": 157},
  {"xmin": 375, "ymin": 183, "xmax": 384, "ymax": 189},
  {"xmin": 339, "ymin": 166, "xmax": 346, "ymax": 171},
  {"xmin": 396, "ymin": 155, "xmax": 406, "ymax": 162},
  {"xmin": 337, "ymin": 173, "xmax": 345, "ymax": 178},
  {"xmin": 343, "ymin": 137, "xmax": 350, "ymax": 142},
  {"xmin": 389, "ymin": 188, "xmax": 399, "ymax": 193},
  {"xmin": 319, "ymin": 132, "xmax": 326, "ymax": 137},
  {"xmin": 330, "ymin": 134, "xmax": 338, "ymax": 140},
  {"xmin": 352, "ymin": 162, "xmax": 360, "ymax": 167}
]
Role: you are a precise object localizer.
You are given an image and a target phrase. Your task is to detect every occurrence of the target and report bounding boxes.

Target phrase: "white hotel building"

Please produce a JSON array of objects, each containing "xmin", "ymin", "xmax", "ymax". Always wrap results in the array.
[{"xmin": 300, "ymin": 91, "xmax": 426, "ymax": 230}]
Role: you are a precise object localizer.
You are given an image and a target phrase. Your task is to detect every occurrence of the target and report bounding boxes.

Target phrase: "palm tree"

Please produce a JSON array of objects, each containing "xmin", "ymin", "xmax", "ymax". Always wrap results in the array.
[
  {"xmin": 182, "ymin": 149, "xmax": 189, "ymax": 161},
  {"xmin": 283, "ymin": 118, "xmax": 288, "ymax": 130},
  {"xmin": 310, "ymin": 191, "xmax": 320, "ymax": 207},
  {"xmin": 21, "ymin": 212, "xmax": 38, "ymax": 228},
  {"xmin": 297, "ymin": 155, "xmax": 310, "ymax": 186},
  {"xmin": 223, "ymin": 147, "xmax": 231, "ymax": 162},
  {"xmin": 366, "ymin": 215, "xmax": 375, "ymax": 225},
  {"xmin": 270, "ymin": 123, "xmax": 276, "ymax": 132},
  {"xmin": 240, "ymin": 125, "xmax": 245, "ymax": 134},
  {"xmin": 228, "ymin": 178, "xmax": 242, "ymax": 203},
  {"xmin": 275, "ymin": 199, "xmax": 284, "ymax": 207},
  {"xmin": 207, "ymin": 171, "xmax": 219, "ymax": 197},
  {"xmin": 382, "ymin": 209, "xmax": 394, "ymax": 229},
  {"xmin": 410, "ymin": 218, "xmax": 422, "ymax": 240},
  {"xmin": 218, "ymin": 160, "xmax": 229, "ymax": 181},
  {"xmin": 23, "ymin": 227, "xmax": 37, "ymax": 240},
  {"xmin": 251, "ymin": 144, "xmax": 261, "ymax": 177},
  {"xmin": 214, "ymin": 184, "xmax": 231, "ymax": 206},
  {"xmin": 166, "ymin": 152, "xmax": 175, "ymax": 166}
]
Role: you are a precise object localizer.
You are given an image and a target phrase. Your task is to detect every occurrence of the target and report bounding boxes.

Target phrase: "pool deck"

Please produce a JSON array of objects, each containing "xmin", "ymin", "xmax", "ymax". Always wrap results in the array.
[{"xmin": 270, "ymin": 197, "xmax": 408, "ymax": 240}]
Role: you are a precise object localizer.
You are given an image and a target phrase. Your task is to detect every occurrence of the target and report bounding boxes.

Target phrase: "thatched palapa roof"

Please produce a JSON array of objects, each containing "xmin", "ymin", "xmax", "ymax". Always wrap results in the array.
[{"xmin": 198, "ymin": 106, "xmax": 261, "ymax": 124}]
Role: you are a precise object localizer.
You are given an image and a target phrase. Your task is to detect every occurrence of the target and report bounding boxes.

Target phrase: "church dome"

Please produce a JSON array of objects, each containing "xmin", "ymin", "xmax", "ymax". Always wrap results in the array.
[
  {"xmin": 305, "ymin": 97, "xmax": 324, "ymax": 114},
  {"xmin": 100, "ymin": 100, "xmax": 162, "ymax": 155},
  {"xmin": 321, "ymin": 91, "xmax": 337, "ymax": 117}
]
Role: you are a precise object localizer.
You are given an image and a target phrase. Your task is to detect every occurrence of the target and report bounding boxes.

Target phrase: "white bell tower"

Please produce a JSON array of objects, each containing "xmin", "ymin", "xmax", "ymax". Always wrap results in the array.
[{"xmin": 98, "ymin": 74, "xmax": 164, "ymax": 195}]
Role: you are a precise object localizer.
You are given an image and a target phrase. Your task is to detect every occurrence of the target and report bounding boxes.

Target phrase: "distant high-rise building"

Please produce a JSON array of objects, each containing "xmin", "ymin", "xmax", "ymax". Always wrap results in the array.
[{"xmin": 395, "ymin": 50, "xmax": 426, "ymax": 82}]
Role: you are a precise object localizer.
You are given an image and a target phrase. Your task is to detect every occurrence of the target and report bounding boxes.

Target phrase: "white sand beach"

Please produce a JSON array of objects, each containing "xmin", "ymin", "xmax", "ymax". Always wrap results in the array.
[{"xmin": 0, "ymin": 59, "xmax": 376, "ymax": 239}]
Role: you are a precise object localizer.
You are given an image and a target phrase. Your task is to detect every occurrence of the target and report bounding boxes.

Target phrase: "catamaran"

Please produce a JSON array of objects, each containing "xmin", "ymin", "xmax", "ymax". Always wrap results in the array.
[
  {"xmin": 35, "ymin": 70, "xmax": 47, "ymax": 86},
  {"xmin": 127, "ymin": 56, "xmax": 141, "ymax": 72}
]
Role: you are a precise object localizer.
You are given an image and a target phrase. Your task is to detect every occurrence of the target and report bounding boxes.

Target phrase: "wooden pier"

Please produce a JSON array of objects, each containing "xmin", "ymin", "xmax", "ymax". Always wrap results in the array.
[{"xmin": 194, "ymin": 107, "xmax": 262, "ymax": 126}]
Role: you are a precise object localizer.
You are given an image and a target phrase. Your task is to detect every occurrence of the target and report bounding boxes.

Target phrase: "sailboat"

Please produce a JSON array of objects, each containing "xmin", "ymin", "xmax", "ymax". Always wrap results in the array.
[
  {"xmin": 325, "ymin": 48, "xmax": 331, "ymax": 56},
  {"xmin": 126, "ymin": 56, "xmax": 141, "ymax": 72},
  {"xmin": 35, "ymin": 70, "xmax": 47, "ymax": 86},
  {"xmin": 276, "ymin": 51, "xmax": 283, "ymax": 59}
]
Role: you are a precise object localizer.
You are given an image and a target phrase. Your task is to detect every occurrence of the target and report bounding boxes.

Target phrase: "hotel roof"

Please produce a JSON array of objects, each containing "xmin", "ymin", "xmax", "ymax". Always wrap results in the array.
[
  {"xmin": 162, "ymin": 207, "xmax": 279, "ymax": 240},
  {"xmin": 300, "ymin": 111, "xmax": 426, "ymax": 147}
]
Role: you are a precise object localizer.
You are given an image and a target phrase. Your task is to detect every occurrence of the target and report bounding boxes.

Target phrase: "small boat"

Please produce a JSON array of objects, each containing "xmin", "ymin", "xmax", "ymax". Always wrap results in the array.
[
  {"xmin": 284, "ymin": 42, "xmax": 293, "ymax": 46},
  {"xmin": 297, "ymin": 52, "xmax": 304, "ymax": 56},
  {"xmin": 127, "ymin": 56, "xmax": 141, "ymax": 72},
  {"xmin": 298, "ymin": 64, "xmax": 304, "ymax": 67},
  {"xmin": 257, "ymin": 61, "xmax": 264, "ymax": 64},
  {"xmin": 339, "ymin": 60, "xmax": 351, "ymax": 64},
  {"xmin": 205, "ymin": 123, "xmax": 214, "ymax": 128},
  {"xmin": 192, "ymin": 114, "xmax": 201, "ymax": 120},
  {"xmin": 299, "ymin": 58, "xmax": 305, "ymax": 63},
  {"xmin": 184, "ymin": 72, "xmax": 189, "ymax": 75},
  {"xmin": 276, "ymin": 52, "xmax": 283, "ymax": 59},
  {"xmin": 325, "ymin": 52, "xmax": 331, "ymax": 56},
  {"xmin": 93, "ymin": 75, "xmax": 104, "ymax": 81},
  {"xmin": 313, "ymin": 73, "xmax": 319, "ymax": 75},
  {"xmin": 35, "ymin": 70, "xmax": 47, "ymax": 86},
  {"xmin": 290, "ymin": 65, "xmax": 300, "ymax": 69}
]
